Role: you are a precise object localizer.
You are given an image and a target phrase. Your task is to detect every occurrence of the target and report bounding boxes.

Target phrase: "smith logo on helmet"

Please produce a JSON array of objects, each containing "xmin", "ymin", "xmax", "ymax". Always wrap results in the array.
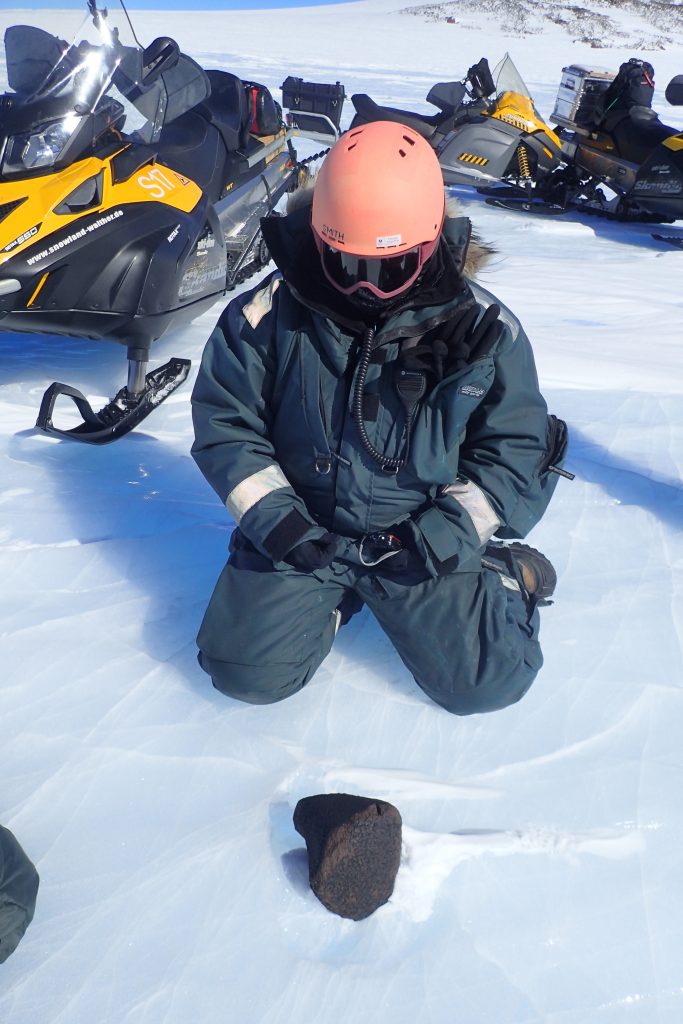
[{"xmin": 321, "ymin": 224, "xmax": 345, "ymax": 243}]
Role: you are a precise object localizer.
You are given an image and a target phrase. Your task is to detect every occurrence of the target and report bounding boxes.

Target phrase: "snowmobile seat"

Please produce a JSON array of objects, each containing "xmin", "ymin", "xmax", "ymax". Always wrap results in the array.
[
  {"xmin": 350, "ymin": 93, "xmax": 440, "ymax": 138},
  {"xmin": 157, "ymin": 109, "xmax": 226, "ymax": 201},
  {"xmin": 201, "ymin": 69, "xmax": 251, "ymax": 152},
  {"xmin": 610, "ymin": 107, "xmax": 679, "ymax": 164},
  {"xmin": 426, "ymin": 80, "xmax": 467, "ymax": 115}
]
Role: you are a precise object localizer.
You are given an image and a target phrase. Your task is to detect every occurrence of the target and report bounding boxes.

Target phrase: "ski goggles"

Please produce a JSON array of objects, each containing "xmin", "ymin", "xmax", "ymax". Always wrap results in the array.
[{"xmin": 315, "ymin": 236, "xmax": 439, "ymax": 299}]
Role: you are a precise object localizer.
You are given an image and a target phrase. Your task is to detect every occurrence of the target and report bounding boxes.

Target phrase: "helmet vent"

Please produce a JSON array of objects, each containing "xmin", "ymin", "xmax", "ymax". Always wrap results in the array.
[{"xmin": 402, "ymin": 135, "xmax": 416, "ymax": 146}]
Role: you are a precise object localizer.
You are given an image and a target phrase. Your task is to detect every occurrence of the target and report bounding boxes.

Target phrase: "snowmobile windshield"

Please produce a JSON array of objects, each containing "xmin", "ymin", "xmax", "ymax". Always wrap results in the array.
[
  {"xmin": 0, "ymin": 10, "xmax": 167, "ymax": 178},
  {"xmin": 491, "ymin": 55, "xmax": 532, "ymax": 100}
]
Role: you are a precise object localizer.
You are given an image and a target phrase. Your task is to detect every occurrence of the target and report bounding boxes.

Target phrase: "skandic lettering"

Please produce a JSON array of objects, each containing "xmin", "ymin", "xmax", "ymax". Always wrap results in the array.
[
  {"xmin": 178, "ymin": 263, "xmax": 224, "ymax": 299},
  {"xmin": 26, "ymin": 209, "xmax": 124, "ymax": 267}
]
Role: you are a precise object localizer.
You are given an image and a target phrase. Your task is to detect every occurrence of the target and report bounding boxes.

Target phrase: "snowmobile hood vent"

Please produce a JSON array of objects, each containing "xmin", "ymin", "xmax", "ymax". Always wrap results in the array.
[{"xmin": 0, "ymin": 197, "xmax": 26, "ymax": 223}]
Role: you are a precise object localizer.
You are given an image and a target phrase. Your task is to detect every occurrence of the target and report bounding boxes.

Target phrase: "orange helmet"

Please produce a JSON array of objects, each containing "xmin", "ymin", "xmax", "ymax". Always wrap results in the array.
[{"xmin": 311, "ymin": 120, "xmax": 445, "ymax": 299}]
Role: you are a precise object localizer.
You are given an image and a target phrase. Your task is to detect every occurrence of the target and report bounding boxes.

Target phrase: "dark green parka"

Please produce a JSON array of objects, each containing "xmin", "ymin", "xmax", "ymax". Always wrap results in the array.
[
  {"xmin": 0, "ymin": 825, "xmax": 39, "ymax": 964},
  {"xmin": 192, "ymin": 206, "xmax": 560, "ymax": 577}
]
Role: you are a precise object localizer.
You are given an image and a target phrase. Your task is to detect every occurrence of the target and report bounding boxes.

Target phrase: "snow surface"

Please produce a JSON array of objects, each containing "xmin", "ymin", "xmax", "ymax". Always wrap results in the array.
[{"xmin": 1, "ymin": 3, "xmax": 683, "ymax": 1022}]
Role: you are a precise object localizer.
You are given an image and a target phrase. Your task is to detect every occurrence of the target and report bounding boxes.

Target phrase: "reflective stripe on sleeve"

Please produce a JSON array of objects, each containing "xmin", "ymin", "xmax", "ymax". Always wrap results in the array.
[
  {"xmin": 469, "ymin": 281, "xmax": 519, "ymax": 343},
  {"xmin": 226, "ymin": 464, "xmax": 291, "ymax": 523},
  {"xmin": 243, "ymin": 275, "xmax": 281, "ymax": 330},
  {"xmin": 440, "ymin": 478, "xmax": 501, "ymax": 545}
]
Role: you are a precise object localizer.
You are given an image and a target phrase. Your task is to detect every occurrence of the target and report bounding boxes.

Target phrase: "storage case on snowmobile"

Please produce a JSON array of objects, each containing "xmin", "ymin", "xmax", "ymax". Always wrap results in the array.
[
  {"xmin": 281, "ymin": 76, "xmax": 346, "ymax": 131},
  {"xmin": 243, "ymin": 81, "xmax": 282, "ymax": 136},
  {"xmin": 551, "ymin": 65, "xmax": 615, "ymax": 131}
]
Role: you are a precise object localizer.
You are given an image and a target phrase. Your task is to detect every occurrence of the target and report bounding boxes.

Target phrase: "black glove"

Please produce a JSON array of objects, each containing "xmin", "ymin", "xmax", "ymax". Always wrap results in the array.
[
  {"xmin": 285, "ymin": 532, "xmax": 339, "ymax": 572},
  {"xmin": 466, "ymin": 302, "xmax": 503, "ymax": 363},
  {"xmin": 400, "ymin": 301, "xmax": 502, "ymax": 383}
]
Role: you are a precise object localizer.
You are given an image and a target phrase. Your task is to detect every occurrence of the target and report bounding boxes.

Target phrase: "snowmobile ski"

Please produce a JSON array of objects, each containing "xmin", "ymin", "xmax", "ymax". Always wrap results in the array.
[
  {"xmin": 484, "ymin": 196, "xmax": 567, "ymax": 216},
  {"xmin": 36, "ymin": 358, "xmax": 191, "ymax": 444},
  {"xmin": 651, "ymin": 234, "xmax": 683, "ymax": 249}
]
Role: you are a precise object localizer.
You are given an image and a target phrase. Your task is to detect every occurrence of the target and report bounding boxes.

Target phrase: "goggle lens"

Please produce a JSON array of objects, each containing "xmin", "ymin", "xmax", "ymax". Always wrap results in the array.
[
  {"xmin": 322, "ymin": 245, "xmax": 421, "ymax": 294},
  {"xmin": 316, "ymin": 236, "xmax": 437, "ymax": 299}
]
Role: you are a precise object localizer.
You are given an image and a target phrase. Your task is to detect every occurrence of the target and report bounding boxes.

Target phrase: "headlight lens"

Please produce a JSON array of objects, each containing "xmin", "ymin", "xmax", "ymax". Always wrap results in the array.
[
  {"xmin": 3, "ymin": 115, "xmax": 81, "ymax": 174},
  {"xmin": 21, "ymin": 123, "xmax": 71, "ymax": 169}
]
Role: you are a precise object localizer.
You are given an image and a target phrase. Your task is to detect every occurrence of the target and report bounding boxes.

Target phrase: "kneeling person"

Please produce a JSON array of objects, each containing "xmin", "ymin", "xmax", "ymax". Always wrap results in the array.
[{"xmin": 191, "ymin": 120, "xmax": 568, "ymax": 715}]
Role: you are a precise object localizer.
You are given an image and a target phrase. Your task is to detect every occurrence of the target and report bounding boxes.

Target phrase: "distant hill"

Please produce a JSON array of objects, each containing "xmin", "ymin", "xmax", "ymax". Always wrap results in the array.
[{"xmin": 401, "ymin": 0, "xmax": 683, "ymax": 50}]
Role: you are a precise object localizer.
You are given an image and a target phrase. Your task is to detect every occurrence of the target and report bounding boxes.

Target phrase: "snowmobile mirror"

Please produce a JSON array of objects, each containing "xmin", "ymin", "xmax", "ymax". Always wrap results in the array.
[
  {"xmin": 665, "ymin": 75, "xmax": 683, "ymax": 106},
  {"xmin": 141, "ymin": 37, "xmax": 180, "ymax": 86}
]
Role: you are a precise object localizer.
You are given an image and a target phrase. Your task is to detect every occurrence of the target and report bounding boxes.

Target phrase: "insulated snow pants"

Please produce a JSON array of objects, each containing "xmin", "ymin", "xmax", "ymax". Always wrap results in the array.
[{"xmin": 197, "ymin": 531, "xmax": 544, "ymax": 716}]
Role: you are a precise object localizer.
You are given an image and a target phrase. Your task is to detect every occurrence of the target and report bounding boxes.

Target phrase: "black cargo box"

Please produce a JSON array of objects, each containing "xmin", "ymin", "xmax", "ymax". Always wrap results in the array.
[{"xmin": 281, "ymin": 77, "xmax": 346, "ymax": 129}]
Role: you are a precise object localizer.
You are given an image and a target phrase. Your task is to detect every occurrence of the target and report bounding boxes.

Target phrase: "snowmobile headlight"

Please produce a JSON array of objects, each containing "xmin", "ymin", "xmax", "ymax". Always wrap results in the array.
[
  {"xmin": 3, "ymin": 115, "xmax": 81, "ymax": 174},
  {"xmin": 21, "ymin": 122, "xmax": 71, "ymax": 170}
]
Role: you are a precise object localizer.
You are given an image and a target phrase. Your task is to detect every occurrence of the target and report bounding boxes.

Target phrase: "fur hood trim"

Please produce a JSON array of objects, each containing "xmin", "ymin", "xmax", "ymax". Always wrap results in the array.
[{"xmin": 286, "ymin": 175, "xmax": 496, "ymax": 279}]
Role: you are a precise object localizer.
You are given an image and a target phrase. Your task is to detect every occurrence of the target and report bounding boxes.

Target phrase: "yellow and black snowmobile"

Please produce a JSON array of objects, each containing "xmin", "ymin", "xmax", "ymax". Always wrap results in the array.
[
  {"xmin": 291, "ymin": 54, "xmax": 683, "ymax": 228},
  {"xmin": 344, "ymin": 55, "xmax": 563, "ymax": 192},
  {"xmin": 0, "ymin": 1, "xmax": 333, "ymax": 443}
]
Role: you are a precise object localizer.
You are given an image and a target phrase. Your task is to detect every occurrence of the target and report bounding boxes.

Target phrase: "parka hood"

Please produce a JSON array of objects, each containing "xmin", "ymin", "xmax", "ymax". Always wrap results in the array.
[{"xmin": 260, "ymin": 180, "xmax": 496, "ymax": 333}]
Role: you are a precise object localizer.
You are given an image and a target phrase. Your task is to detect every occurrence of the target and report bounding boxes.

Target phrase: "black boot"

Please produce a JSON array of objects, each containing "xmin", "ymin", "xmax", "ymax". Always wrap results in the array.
[
  {"xmin": 508, "ymin": 543, "xmax": 557, "ymax": 603},
  {"xmin": 482, "ymin": 542, "xmax": 557, "ymax": 606}
]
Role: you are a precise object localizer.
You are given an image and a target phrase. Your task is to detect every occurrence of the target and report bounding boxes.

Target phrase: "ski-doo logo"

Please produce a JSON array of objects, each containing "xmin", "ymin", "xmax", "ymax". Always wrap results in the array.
[
  {"xmin": 321, "ymin": 224, "xmax": 344, "ymax": 244},
  {"xmin": 137, "ymin": 167, "xmax": 177, "ymax": 200},
  {"xmin": 3, "ymin": 224, "xmax": 39, "ymax": 254},
  {"xmin": 458, "ymin": 384, "xmax": 486, "ymax": 397}
]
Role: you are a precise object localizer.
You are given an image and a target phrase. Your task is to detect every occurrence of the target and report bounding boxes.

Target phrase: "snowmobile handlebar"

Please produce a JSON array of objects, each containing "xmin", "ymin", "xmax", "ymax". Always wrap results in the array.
[{"xmin": 466, "ymin": 58, "xmax": 496, "ymax": 100}]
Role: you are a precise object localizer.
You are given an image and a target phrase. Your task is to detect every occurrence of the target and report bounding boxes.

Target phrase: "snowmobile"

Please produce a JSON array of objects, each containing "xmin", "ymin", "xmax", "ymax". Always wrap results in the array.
[
  {"xmin": 343, "ymin": 55, "xmax": 564, "ymax": 191},
  {"xmin": 287, "ymin": 55, "xmax": 683, "ymax": 228},
  {"xmin": 0, "ymin": 2, "xmax": 334, "ymax": 443},
  {"xmin": 484, "ymin": 59, "xmax": 683, "ymax": 223}
]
